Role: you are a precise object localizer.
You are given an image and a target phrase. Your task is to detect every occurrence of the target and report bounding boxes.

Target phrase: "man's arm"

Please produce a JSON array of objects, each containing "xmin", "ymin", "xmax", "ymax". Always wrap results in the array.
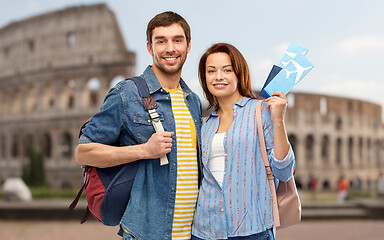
[{"xmin": 75, "ymin": 131, "xmax": 174, "ymax": 168}]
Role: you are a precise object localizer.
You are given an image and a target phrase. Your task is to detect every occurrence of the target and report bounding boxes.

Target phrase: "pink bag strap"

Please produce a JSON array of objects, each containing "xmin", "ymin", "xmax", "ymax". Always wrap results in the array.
[{"xmin": 256, "ymin": 100, "xmax": 280, "ymax": 227}]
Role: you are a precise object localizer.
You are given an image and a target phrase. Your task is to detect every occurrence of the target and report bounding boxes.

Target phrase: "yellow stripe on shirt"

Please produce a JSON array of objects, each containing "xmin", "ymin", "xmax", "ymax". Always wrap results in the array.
[{"xmin": 165, "ymin": 86, "xmax": 198, "ymax": 240}]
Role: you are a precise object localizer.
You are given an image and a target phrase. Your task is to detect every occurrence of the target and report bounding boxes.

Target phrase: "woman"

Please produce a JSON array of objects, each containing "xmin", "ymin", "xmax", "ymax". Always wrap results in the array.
[{"xmin": 191, "ymin": 43, "xmax": 295, "ymax": 240}]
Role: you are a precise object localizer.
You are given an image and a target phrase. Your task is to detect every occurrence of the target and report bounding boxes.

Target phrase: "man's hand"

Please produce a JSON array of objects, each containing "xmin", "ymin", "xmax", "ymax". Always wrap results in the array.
[{"xmin": 143, "ymin": 131, "xmax": 174, "ymax": 159}]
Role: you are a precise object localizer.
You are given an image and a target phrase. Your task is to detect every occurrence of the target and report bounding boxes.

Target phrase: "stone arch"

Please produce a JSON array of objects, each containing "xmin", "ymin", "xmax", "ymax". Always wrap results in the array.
[
  {"xmin": 12, "ymin": 88, "xmax": 22, "ymax": 114},
  {"xmin": 60, "ymin": 132, "xmax": 72, "ymax": 159},
  {"xmin": 348, "ymin": 137, "xmax": 354, "ymax": 166},
  {"xmin": 322, "ymin": 179, "xmax": 330, "ymax": 190},
  {"xmin": 1, "ymin": 92, "xmax": 9, "ymax": 115},
  {"xmin": 110, "ymin": 75, "xmax": 125, "ymax": 88},
  {"xmin": 41, "ymin": 133, "xmax": 52, "ymax": 159},
  {"xmin": 0, "ymin": 92, "xmax": 3, "ymax": 115},
  {"xmin": 288, "ymin": 134, "xmax": 297, "ymax": 152},
  {"xmin": 367, "ymin": 138, "xmax": 372, "ymax": 167},
  {"xmin": 60, "ymin": 80, "xmax": 76, "ymax": 109},
  {"xmin": 336, "ymin": 138, "xmax": 343, "ymax": 166},
  {"xmin": 11, "ymin": 134, "xmax": 18, "ymax": 158},
  {"xmin": 26, "ymin": 85, "xmax": 37, "ymax": 112},
  {"xmin": 381, "ymin": 140, "xmax": 384, "ymax": 168},
  {"xmin": 42, "ymin": 83, "xmax": 54, "ymax": 110},
  {"xmin": 288, "ymin": 134, "xmax": 297, "ymax": 163},
  {"xmin": 335, "ymin": 117, "xmax": 343, "ymax": 131},
  {"xmin": 86, "ymin": 77, "xmax": 100, "ymax": 107},
  {"xmin": 0, "ymin": 134, "xmax": 6, "ymax": 159},
  {"xmin": 24, "ymin": 134, "xmax": 34, "ymax": 157},
  {"xmin": 305, "ymin": 135, "xmax": 314, "ymax": 161},
  {"xmin": 359, "ymin": 137, "xmax": 363, "ymax": 168},
  {"xmin": 321, "ymin": 135, "xmax": 329, "ymax": 164}
]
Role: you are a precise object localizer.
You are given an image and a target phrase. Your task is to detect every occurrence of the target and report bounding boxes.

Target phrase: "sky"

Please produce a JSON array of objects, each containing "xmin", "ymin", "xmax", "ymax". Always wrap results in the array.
[{"xmin": 1, "ymin": 0, "xmax": 384, "ymax": 120}]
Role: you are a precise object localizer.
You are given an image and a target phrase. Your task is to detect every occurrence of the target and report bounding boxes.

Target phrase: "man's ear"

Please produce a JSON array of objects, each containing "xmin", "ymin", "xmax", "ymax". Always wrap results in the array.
[
  {"xmin": 146, "ymin": 42, "xmax": 153, "ymax": 56},
  {"xmin": 187, "ymin": 41, "xmax": 191, "ymax": 54}
]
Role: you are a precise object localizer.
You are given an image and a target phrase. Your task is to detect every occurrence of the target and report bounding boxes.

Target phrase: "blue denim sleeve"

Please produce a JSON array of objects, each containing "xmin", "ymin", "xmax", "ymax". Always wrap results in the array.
[
  {"xmin": 80, "ymin": 87, "xmax": 125, "ymax": 145},
  {"xmin": 261, "ymin": 101, "xmax": 295, "ymax": 182}
]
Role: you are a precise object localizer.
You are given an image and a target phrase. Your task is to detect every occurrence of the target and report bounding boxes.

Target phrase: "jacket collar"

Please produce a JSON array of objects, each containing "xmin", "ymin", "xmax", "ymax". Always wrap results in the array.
[{"xmin": 142, "ymin": 65, "xmax": 192, "ymax": 95}]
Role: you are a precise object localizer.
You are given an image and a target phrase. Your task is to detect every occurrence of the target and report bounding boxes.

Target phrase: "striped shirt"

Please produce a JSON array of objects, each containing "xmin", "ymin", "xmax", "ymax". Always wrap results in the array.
[
  {"xmin": 192, "ymin": 97, "xmax": 295, "ymax": 239},
  {"xmin": 167, "ymin": 86, "xmax": 199, "ymax": 240}
]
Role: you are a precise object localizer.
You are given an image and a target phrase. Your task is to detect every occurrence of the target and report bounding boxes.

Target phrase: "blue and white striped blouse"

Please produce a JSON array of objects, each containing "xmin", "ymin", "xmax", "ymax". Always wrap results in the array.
[{"xmin": 191, "ymin": 97, "xmax": 295, "ymax": 239}]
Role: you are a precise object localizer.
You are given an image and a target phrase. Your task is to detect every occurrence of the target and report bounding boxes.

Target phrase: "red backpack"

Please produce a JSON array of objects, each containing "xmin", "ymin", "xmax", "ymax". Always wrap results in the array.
[{"xmin": 69, "ymin": 76, "xmax": 166, "ymax": 226}]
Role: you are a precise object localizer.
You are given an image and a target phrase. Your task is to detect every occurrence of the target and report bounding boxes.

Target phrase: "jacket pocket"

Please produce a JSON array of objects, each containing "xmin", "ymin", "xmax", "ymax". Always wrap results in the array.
[{"xmin": 133, "ymin": 113, "xmax": 164, "ymax": 144}]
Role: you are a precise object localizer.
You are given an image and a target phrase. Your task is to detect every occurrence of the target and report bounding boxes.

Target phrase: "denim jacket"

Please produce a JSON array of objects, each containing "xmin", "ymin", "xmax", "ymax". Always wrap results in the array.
[{"xmin": 79, "ymin": 66, "xmax": 202, "ymax": 239}]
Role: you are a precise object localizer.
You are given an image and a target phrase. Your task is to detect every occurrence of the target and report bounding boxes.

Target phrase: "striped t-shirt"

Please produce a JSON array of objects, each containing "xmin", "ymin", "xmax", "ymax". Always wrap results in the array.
[{"xmin": 166, "ymin": 86, "xmax": 199, "ymax": 240}]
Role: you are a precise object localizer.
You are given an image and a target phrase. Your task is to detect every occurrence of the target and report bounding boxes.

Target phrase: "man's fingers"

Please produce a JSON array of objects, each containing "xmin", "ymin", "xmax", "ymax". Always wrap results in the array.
[{"xmin": 160, "ymin": 131, "xmax": 174, "ymax": 137}]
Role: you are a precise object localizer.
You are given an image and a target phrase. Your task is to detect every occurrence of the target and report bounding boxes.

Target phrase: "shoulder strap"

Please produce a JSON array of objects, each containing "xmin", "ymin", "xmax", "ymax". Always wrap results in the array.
[
  {"xmin": 256, "ymin": 100, "xmax": 280, "ymax": 227},
  {"xmin": 131, "ymin": 76, "xmax": 158, "ymax": 110},
  {"xmin": 130, "ymin": 76, "xmax": 168, "ymax": 165}
]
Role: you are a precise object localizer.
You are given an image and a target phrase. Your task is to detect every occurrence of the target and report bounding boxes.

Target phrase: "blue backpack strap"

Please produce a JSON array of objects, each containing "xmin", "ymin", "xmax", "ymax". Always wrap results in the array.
[
  {"xmin": 129, "ymin": 76, "xmax": 168, "ymax": 166},
  {"xmin": 130, "ymin": 76, "xmax": 158, "ymax": 110}
]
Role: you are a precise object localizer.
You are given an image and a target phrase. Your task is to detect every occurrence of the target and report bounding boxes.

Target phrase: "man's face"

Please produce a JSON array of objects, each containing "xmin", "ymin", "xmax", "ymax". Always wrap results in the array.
[{"xmin": 147, "ymin": 23, "xmax": 191, "ymax": 75}]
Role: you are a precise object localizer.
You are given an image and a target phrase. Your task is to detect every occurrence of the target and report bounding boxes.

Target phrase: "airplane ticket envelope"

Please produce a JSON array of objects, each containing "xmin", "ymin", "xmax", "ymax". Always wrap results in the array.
[
  {"xmin": 262, "ymin": 53, "xmax": 314, "ymax": 97},
  {"xmin": 260, "ymin": 65, "xmax": 282, "ymax": 98},
  {"xmin": 278, "ymin": 43, "xmax": 308, "ymax": 68},
  {"xmin": 286, "ymin": 43, "xmax": 308, "ymax": 55}
]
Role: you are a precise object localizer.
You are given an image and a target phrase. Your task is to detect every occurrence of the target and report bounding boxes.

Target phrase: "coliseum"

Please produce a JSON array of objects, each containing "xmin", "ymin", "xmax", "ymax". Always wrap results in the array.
[
  {"xmin": 283, "ymin": 93, "xmax": 384, "ymax": 190},
  {"xmin": 0, "ymin": 4, "xmax": 383, "ymax": 191},
  {"xmin": 0, "ymin": 4, "xmax": 135, "ymax": 188}
]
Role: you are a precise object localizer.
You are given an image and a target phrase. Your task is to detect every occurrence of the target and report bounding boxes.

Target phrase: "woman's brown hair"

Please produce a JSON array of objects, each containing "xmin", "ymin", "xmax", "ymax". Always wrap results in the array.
[{"xmin": 199, "ymin": 43, "xmax": 255, "ymax": 109}]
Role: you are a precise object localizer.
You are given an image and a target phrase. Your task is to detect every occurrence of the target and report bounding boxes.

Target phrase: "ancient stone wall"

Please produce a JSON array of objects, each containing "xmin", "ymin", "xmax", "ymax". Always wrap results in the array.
[
  {"xmin": 285, "ymin": 93, "xmax": 384, "ymax": 191},
  {"xmin": 0, "ymin": 4, "xmax": 136, "ymax": 188}
]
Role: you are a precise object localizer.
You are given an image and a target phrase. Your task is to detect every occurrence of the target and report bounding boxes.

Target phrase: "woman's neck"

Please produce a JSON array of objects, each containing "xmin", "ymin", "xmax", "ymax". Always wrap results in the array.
[{"xmin": 216, "ymin": 94, "xmax": 243, "ymax": 115}]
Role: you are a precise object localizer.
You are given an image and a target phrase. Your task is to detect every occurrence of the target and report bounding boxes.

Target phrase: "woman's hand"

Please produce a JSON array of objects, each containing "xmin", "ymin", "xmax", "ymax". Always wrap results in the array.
[
  {"xmin": 264, "ymin": 91, "xmax": 289, "ymax": 160},
  {"xmin": 264, "ymin": 91, "xmax": 288, "ymax": 124}
]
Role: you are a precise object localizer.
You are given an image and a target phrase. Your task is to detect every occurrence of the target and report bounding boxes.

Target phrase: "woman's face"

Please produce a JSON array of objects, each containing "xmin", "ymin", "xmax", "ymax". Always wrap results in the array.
[{"xmin": 205, "ymin": 52, "xmax": 240, "ymax": 100}]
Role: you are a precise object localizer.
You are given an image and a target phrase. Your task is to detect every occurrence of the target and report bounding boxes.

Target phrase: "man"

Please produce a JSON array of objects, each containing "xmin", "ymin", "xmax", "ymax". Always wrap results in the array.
[
  {"xmin": 75, "ymin": 12, "xmax": 202, "ymax": 240},
  {"xmin": 338, "ymin": 175, "xmax": 349, "ymax": 204}
]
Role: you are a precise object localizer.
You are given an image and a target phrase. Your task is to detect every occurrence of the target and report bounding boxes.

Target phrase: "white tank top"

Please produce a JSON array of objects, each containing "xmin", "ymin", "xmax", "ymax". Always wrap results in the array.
[{"xmin": 208, "ymin": 132, "xmax": 226, "ymax": 187}]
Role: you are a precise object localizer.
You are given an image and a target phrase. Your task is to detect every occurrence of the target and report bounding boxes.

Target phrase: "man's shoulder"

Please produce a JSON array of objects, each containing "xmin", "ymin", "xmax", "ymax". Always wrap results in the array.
[{"xmin": 111, "ymin": 77, "xmax": 141, "ymax": 97}]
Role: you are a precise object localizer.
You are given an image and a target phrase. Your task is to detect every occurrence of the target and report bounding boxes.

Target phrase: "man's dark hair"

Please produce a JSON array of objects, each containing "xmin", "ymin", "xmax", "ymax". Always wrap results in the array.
[{"xmin": 146, "ymin": 11, "xmax": 191, "ymax": 46}]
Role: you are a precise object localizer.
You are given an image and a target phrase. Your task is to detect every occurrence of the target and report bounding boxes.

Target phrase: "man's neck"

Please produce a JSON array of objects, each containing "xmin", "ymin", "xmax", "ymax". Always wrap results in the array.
[{"xmin": 151, "ymin": 66, "xmax": 181, "ymax": 89}]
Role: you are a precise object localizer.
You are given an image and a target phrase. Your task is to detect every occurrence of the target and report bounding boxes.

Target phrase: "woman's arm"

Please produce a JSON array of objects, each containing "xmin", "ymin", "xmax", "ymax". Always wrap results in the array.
[{"xmin": 264, "ymin": 91, "xmax": 290, "ymax": 160}]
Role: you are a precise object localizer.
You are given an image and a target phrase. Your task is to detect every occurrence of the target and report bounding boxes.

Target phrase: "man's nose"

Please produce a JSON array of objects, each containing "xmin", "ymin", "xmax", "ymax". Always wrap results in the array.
[{"xmin": 166, "ymin": 42, "xmax": 175, "ymax": 53}]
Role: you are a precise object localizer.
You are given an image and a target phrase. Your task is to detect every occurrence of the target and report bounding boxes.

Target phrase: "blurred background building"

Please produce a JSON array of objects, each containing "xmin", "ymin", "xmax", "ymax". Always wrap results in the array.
[
  {"xmin": 283, "ymin": 93, "xmax": 384, "ymax": 191},
  {"xmin": 0, "ymin": 4, "xmax": 136, "ymax": 188},
  {"xmin": 0, "ymin": 3, "xmax": 383, "ymax": 191}
]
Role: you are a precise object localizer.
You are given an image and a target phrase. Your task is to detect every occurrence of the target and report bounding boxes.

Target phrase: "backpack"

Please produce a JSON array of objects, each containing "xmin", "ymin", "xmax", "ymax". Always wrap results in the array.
[{"xmin": 69, "ymin": 76, "xmax": 167, "ymax": 226}]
